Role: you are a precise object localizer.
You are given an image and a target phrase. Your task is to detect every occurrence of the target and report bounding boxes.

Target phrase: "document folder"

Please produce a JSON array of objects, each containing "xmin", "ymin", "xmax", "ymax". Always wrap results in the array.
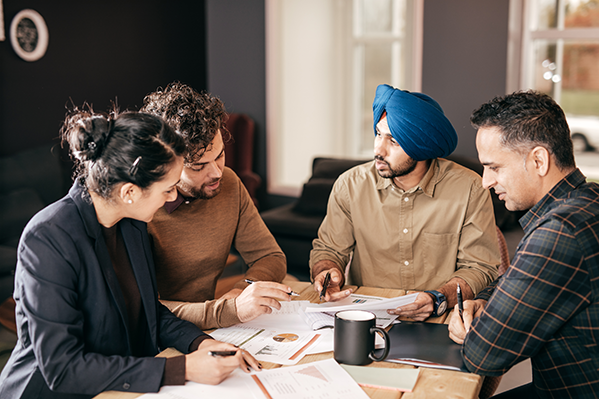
[{"xmin": 375, "ymin": 322, "xmax": 468, "ymax": 372}]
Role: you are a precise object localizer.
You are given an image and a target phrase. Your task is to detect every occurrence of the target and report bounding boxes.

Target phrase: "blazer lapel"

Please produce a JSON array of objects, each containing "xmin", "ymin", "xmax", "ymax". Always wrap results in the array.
[{"xmin": 69, "ymin": 182, "xmax": 131, "ymax": 341}]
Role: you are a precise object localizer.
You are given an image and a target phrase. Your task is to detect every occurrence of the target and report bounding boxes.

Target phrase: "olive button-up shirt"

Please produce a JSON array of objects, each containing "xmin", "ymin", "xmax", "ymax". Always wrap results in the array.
[{"xmin": 310, "ymin": 159, "xmax": 500, "ymax": 294}]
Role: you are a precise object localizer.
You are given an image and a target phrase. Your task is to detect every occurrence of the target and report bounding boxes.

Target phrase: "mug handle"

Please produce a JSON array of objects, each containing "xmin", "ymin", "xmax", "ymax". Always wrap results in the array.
[{"xmin": 369, "ymin": 327, "xmax": 390, "ymax": 362}]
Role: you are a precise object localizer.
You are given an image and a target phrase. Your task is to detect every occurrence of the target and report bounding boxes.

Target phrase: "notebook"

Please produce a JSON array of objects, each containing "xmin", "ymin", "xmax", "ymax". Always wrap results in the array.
[{"xmin": 375, "ymin": 321, "xmax": 468, "ymax": 372}]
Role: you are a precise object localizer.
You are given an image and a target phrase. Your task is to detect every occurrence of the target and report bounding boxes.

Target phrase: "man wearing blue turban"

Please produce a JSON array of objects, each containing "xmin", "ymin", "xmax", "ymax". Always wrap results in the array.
[{"xmin": 310, "ymin": 84, "xmax": 500, "ymax": 321}]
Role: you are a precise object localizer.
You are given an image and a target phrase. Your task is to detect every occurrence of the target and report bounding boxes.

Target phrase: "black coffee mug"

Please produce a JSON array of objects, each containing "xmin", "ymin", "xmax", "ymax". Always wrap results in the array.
[{"xmin": 334, "ymin": 310, "xmax": 390, "ymax": 365}]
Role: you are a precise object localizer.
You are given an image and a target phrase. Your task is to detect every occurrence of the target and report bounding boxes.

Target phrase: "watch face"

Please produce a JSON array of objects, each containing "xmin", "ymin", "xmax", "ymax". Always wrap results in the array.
[{"xmin": 437, "ymin": 301, "xmax": 447, "ymax": 315}]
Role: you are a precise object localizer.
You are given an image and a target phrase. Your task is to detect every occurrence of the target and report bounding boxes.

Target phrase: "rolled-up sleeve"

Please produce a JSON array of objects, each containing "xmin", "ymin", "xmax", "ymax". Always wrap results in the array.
[{"xmin": 451, "ymin": 179, "xmax": 500, "ymax": 294}]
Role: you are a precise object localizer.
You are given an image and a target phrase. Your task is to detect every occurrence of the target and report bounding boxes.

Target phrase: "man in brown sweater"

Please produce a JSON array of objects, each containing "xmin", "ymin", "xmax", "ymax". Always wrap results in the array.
[{"xmin": 142, "ymin": 82, "xmax": 290, "ymax": 329}]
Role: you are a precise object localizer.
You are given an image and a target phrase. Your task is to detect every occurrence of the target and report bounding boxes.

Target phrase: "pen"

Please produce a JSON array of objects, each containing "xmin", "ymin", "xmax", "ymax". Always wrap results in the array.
[
  {"xmin": 209, "ymin": 350, "xmax": 238, "ymax": 357},
  {"xmin": 457, "ymin": 283, "xmax": 464, "ymax": 321},
  {"xmin": 244, "ymin": 279, "xmax": 300, "ymax": 296},
  {"xmin": 320, "ymin": 271, "xmax": 331, "ymax": 301}
]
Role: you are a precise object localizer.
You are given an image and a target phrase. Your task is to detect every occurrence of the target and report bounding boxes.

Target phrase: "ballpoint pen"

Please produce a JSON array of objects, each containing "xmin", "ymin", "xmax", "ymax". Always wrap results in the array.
[
  {"xmin": 209, "ymin": 350, "xmax": 238, "ymax": 357},
  {"xmin": 244, "ymin": 279, "xmax": 300, "ymax": 296},
  {"xmin": 457, "ymin": 283, "xmax": 464, "ymax": 321},
  {"xmin": 319, "ymin": 271, "xmax": 331, "ymax": 301}
]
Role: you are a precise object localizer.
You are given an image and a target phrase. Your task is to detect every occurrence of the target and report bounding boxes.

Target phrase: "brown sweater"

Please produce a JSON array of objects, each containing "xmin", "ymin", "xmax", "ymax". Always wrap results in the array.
[{"xmin": 148, "ymin": 167, "xmax": 286, "ymax": 329}]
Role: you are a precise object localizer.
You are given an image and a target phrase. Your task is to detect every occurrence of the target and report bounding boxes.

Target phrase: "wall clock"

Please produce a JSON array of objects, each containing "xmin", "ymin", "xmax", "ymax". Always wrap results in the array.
[{"xmin": 10, "ymin": 9, "xmax": 49, "ymax": 62}]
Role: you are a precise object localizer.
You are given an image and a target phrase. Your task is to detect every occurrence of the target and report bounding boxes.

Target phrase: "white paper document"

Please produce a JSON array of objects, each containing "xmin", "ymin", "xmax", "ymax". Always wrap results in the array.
[
  {"xmin": 305, "ymin": 292, "xmax": 419, "ymax": 314},
  {"xmin": 250, "ymin": 358, "xmax": 370, "ymax": 398},
  {"xmin": 138, "ymin": 368, "xmax": 257, "ymax": 399},
  {"xmin": 138, "ymin": 359, "xmax": 369, "ymax": 399},
  {"xmin": 209, "ymin": 323, "xmax": 321, "ymax": 365},
  {"xmin": 245, "ymin": 301, "xmax": 334, "ymax": 356},
  {"xmin": 299, "ymin": 294, "xmax": 400, "ymax": 329}
]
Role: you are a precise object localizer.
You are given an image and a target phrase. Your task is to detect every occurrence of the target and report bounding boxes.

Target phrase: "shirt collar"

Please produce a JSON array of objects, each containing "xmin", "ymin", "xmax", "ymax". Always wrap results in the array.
[
  {"xmin": 164, "ymin": 190, "xmax": 188, "ymax": 214},
  {"xmin": 375, "ymin": 158, "xmax": 438, "ymax": 197},
  {"xmin": 519, "ymin": 168, "xmax": 585, "ymax": 232}
]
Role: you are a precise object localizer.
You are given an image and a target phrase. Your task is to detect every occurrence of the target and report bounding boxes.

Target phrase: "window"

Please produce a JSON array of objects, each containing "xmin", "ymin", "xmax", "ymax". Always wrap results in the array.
[
  {"xmin": 266, "ymin": 0, "xmax": 422, "ymax": 195},
  {"xmin": 509, "ymin": 0, "xmax": 599, "ymax": 178},
  {"xmin": 350, "ymin": 0, "xmax": 422, "ymax": 157}
]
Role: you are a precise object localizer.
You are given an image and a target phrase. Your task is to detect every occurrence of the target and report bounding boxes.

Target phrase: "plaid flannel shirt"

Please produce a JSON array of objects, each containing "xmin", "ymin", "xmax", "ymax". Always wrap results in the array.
[{"xmin": 463, "ymin": 169, "xmax": 599, "ymax": 399}]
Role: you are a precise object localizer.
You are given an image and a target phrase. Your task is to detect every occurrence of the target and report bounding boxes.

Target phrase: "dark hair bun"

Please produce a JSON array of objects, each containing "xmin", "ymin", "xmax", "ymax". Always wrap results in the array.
[
  {"xmin": 63, "ymin": 110, "xmax": 112, "ymax": 162},
  {"xmin": 61, "ymin": 103, "xmax": 186, "ymax": 199}
]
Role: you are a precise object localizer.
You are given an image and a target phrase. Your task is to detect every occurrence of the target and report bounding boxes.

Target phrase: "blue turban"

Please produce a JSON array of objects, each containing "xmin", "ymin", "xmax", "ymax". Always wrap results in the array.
[{"xmin": 372, "ymin": 84, "xmax": 457, "ymax": 161}]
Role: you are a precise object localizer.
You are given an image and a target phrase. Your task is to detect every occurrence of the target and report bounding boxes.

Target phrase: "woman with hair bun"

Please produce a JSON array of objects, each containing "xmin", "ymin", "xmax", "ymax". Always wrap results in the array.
[{"xmin": 0, "ymin": 107, "xmax": 259, "ymax": 398}]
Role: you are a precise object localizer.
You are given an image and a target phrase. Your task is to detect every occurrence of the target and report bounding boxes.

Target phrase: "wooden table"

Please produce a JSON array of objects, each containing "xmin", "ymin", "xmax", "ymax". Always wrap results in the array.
[{"xmin": 95, "ymin": 281, "xmax": 482, "ymax": 399}]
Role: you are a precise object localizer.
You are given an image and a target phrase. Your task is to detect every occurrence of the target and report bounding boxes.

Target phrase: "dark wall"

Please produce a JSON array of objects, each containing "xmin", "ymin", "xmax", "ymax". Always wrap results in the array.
[
  {"xmin": 205, "ymin": 0, "xmax": 280, "ymax": 207},
  {"xmin": 205, "ymin": 0, "xmax": 511, "ymax": 207},
  {"xmin": 422, "ymin": 0, "xmax": 510, "ymax": 159},
  {"xmin": 0, "ymin": 0, "xmax": 206, "ymax": 156}
]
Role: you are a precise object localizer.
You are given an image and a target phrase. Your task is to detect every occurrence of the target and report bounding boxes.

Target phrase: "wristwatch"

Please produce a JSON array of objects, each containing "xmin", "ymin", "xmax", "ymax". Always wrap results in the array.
[{"xmin": 424, "ymin": 290, "xmax": 447, "ymax": 317}]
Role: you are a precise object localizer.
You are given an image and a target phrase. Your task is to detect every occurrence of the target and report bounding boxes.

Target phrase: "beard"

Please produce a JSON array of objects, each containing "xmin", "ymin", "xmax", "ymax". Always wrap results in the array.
[
  {"xmin": 177, "ymin": 178, "xmax": 222, "ymax": 200},
  {"xmin": 374, "ymin": 155, "xmax": 418, "ymax": 179}
]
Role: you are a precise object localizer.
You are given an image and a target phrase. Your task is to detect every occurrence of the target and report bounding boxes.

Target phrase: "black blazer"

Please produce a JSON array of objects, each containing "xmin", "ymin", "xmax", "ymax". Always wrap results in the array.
[{"xmin": 0, "ymin": 182, "xmax": 206, "ymax": 398}]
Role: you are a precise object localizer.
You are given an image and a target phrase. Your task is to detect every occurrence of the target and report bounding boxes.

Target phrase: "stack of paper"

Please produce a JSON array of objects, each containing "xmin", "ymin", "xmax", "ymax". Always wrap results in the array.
[
  {"xmin": 209, "ymin": 303, "xmax": 322, "ymax": 365},
  {"xmin": 139, "ymin": 359, "xmax": 371, "ymax": 399},
  {"xmin": 299, "ymin": 293, "xmax": 404, "ymax": 329}
]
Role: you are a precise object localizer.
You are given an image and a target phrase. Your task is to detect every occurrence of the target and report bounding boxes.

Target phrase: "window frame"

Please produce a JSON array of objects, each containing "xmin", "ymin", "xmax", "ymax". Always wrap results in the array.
[
  {"xmin": 507, "ymin": 0, "xmax": 599, "ymax": 95},
  {"xmin": 265, "ymin": 0, "xmax": 423, "ymax": 196}
]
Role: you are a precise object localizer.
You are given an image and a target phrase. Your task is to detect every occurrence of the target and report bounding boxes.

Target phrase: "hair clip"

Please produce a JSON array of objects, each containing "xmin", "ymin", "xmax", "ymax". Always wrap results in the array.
[
  {"xmin": 88, "ymin": 141, "xmax": 97, "ymax": 151},
  {"xmin": 129, "ymin": 156, "xmax": 142, "ymax": 176}
]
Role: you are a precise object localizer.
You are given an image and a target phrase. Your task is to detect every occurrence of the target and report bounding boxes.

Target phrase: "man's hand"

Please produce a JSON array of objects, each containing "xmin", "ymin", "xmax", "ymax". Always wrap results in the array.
[
  {"xmin": 235, "ymin": 281, "xmax": 294, "ymax": 322},
  {"xmin": 313, "ymin": 268, "xmax": 352, "ymax": 302},
  {"xmin": 185, "ymin": 339, "xmax": 260, "ymax": 384},
  {"xmin": 386, "ymin": 292, "xmax": 434, "ymax": 321},
  {"xmin": 448, "ymin": 299, "xmax": 487, "ymax": 344}
]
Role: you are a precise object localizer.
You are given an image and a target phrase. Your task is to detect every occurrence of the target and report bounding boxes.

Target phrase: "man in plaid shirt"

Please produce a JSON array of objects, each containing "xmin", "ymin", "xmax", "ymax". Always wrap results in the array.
[{"xmin": 448, "ymin": 91, "xmax": 599, "ymax": 398}]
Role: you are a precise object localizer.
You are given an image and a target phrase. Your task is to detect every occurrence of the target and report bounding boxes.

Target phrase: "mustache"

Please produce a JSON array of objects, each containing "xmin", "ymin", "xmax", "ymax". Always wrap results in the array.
[{"xmin": 374, "ymin": 155, "xmax": 389, "ymax": 166}]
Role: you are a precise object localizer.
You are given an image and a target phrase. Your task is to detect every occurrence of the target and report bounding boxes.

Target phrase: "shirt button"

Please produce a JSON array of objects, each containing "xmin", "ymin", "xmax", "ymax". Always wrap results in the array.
[
  {"xmin": 404, "ymin": 261, "xmax": 409, "ymax": 265},
  {"xmin": 123, "ymin": 383, "xmax": 131, "ymax": 390},
  {"xmin": 403, "ymin": 228, "xmax": 408, "ymax": 234},
  {"xmin": 404, "ymin": 197, "xmax": 409, "ymax": 202}
]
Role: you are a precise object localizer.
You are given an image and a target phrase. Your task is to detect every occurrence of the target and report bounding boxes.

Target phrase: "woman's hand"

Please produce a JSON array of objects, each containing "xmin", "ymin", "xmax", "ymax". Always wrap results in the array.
[{"xmin": 184, "ymin": 339, "xmax": 261, "ymax": 385}]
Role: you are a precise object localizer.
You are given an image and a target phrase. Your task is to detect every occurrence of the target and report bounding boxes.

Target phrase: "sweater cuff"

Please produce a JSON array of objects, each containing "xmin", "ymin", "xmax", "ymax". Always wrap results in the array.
[
  {"xmin": 189, "ymin": 335, "xmax": 212, "ymax": 352},
  {"xmin": 475, "ymin": 279, "xmax": 498, "ymax": 301},
  {"xmin": 162, "ymin": 355, "xmax": 186, "ymax": 386},
  {"xmin": 223, "ymin": 298, "xmax": 242, "ymax": 325}
]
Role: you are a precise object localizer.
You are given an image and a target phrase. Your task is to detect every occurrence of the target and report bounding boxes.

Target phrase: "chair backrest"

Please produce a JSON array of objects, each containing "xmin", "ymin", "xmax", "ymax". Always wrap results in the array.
[
  {"xmin": 224, "ymin": 113, "xmax": 255, "ymax": 173},
  {"xmin": 223, "ymin": 113, "xmax": 261, "ymax": 206},
  {"xmin": 292, "ymin": 157, "xmax": 368, "ymax": 216}
]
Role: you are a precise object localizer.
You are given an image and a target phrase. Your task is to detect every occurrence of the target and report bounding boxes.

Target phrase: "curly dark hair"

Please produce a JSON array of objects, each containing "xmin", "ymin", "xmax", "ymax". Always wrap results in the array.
[
  {"xmin": 140, "ymin": 82, "xmax": 230, "ymax": 163},
  {"xmin": 471, "ymin": 90, "xmax": 575, "ymax": 170},
  {"xmin": 61, "ymin": 104, "xmax": 186, "ymax": 199}
]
